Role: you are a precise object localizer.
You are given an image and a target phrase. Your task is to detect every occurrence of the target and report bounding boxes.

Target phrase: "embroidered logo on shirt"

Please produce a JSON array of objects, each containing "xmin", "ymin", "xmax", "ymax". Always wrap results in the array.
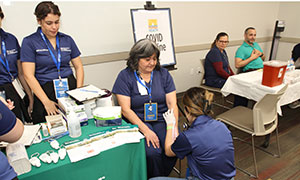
[
  {"xmin": 61, "ymin": 47, "xmax": 71, "ymax": 52},
  {"xmin": 6, "ymin": 49, "xmax": 18, "ymax": 55},
  {"xmin": 36, "ymin": 49, "xmax": 49, "ymax": 52}
]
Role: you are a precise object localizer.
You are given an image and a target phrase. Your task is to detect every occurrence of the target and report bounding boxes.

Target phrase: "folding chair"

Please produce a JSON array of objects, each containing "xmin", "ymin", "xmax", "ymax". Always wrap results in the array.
[
  {"xmin": 199, "ymin": 59, "xmax": 232, "ymax": 110},
  {"xmin": 216, "ymin": 85, "xmax": 288, "ymax": 178}
]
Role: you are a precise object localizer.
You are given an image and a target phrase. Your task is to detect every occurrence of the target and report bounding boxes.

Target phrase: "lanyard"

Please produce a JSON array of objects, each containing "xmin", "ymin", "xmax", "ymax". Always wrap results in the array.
[
  {"xmin": 134, "ymin": 71, "xmax": 153, "ymax": 103},
  {"xmin": 0, "ymin": 40, "xmax": 14, "ymax": 80},
  {"xmin": 40, "ymin": 29, "xmax": 61, "ymax": 79}
]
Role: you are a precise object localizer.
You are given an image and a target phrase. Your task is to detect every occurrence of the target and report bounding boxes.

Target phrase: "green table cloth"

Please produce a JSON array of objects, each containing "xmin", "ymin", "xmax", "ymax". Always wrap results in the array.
[{"xmin": 19, "ymin": 120, "xmax": 147, "ymax": 180}]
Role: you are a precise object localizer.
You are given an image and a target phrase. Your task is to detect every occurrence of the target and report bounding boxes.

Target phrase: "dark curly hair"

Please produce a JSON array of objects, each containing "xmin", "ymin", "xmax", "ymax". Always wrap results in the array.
[{"xmin": 34, "ymin": 1, "xmax": 61, "ymax": 21}]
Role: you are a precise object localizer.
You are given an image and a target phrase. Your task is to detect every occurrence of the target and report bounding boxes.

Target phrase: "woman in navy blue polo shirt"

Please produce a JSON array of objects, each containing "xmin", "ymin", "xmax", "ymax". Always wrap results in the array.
[
  {"xmin": 0, "ymin": 6, "xmax": 32, "ymax": 123},
  {"xmin": 204, "ymin": 32, "xmax": 234, "ymax": 88},
  {"xmin": 112, "ymin": 38, "xmax": 178, "ymax": 178},
  {"xmin": 21, "ymin": 1, "xmax": 84, "ymax": 124},
  {"xmin": 151, "ymin": 87, "xmax": 235, "ymax": 180}
]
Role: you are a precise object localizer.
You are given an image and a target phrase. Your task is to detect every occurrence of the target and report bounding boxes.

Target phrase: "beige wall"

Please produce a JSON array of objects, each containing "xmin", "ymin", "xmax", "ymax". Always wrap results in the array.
[
  {"xmin": 276, "ymin": 2, "xmax": 300, "ymax": 61},
  {"xmin": 1, "ymin": 2, "xmax": 299, "ymax": 93}
]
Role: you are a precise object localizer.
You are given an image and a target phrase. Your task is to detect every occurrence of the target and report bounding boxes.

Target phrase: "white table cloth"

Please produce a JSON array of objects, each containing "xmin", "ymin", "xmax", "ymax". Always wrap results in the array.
[{"xmin": 221, "ymin": 69, "xmax": 300, "ymax": 115}]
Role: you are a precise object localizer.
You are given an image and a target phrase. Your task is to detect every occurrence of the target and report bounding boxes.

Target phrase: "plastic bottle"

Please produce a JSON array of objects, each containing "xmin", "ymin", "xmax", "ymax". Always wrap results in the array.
[
  {"xmin": 286, "ymin": 59, "xmax": 291, "ymax": 72},
  {"xmin": 290, "ymin": 58, "xmax": 295, "ymax": 71},
  {"xmin": 67, "ymin": 110, "xmax": 82, "ymax": 138}
]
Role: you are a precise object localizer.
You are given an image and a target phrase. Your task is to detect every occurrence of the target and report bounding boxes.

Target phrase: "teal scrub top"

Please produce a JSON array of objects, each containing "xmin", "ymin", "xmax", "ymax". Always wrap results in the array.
[{"xmin": 235, "ymin": 41, "xmax": 264, "ymax": 72}]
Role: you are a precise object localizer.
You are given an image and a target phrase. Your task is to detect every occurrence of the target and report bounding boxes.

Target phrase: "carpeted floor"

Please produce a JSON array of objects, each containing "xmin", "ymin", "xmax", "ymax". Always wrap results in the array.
[{"xmin": 169, "ymin": 93, "xmax": 300, "ymax": 180}]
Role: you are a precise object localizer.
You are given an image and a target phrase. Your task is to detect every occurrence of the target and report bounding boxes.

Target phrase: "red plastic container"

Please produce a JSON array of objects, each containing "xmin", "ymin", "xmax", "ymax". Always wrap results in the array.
[{"xmin": 262, "ymin": 60, "xmax": 287, "ymax": 87}]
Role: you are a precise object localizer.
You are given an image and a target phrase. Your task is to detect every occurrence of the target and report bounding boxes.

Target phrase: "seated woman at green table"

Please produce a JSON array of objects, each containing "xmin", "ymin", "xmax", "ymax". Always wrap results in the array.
[
  {"xmin": 150, "ymin": 87, "xmax": 236, "ymax": 180},
  {"xmin": 112, "ymin": 38, "xmax": 178, "ymax": 178}
]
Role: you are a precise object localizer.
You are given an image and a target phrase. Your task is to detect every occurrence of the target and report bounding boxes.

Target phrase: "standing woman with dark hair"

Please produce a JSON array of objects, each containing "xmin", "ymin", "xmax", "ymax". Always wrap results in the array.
[
  {"xmin": 151, "ymin": 87, "xmax": 235, "ymax": 180},
  {"xmin": 204, "ymin": 32, "xmax": 234, "ymax": 88},
  {"xmin": 112, "ymin": 38, "xmax": 178, "ymax": 178},
  {"xmin": 0, "ymin": 6, "xmax": 32, "ymax": 123},
  {"xmin": 21, "ymin": 1, "xmax": 84, "ymax": 124}
]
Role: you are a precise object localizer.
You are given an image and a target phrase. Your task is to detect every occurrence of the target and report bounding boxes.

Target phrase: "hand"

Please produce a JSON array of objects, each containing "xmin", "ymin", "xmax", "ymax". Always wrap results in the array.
[
  {"xmin": 250, "ymin": 49, "xmax": 261, "ymax": 60},
  {"xmin": 163, "ymin": 109, "xmax": 176, "ymax": 126},
  {"xmin": 27, "ymin": 101, "xmax": 33, "ymax": 118},
  {"xmin": 6, "ymin": 99, "xmax": 15, "ymax": 110},
  {"xmin": 143, "ymin": 128, "xmax": 160, "ymax": 149},
  {"xmin": 43, "ymin": 99, "xmax": 59, "ymax": 116}
]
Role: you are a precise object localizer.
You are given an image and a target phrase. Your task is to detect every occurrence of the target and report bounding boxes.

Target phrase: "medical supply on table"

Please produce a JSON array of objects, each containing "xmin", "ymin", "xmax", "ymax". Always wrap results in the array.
[
  {"xmin": 63, "ymin": 139, "xmax": 80, "ymax": 145},
  {"xmin": 262, "ymin": 60, "xmax": 287, "ymax": 87},
  {"xmin": 41, "ymin": 123, "xmax": 49, "ymax": 137},
  {"xmin": 284, "ymin": 70, "xmax": 300, "ymax": 84},
  {"xmin": 58, "ymin": 148, "xmax": 67, "ymax": 160},
  {"xmin": 96, "ymin": 89, "xmax": 113, "ymax": 107},
  {"xmin": 42, "ymin": 131, "xmax": 69, "ymax": 142},
  {"xmin": 46, "ymin": 114, "xmax": 68, "ymax": 136},
  {"xmin": 6, "ymin": 143, "xmax": 31, "ymax": 175},
  {"xmin": 58, "ymin": 97, "xmax": 88, "ymax": 126},
  {"xmin": 286, "ymin": 58, "xmax": 295, "ymax": 72},
  {"xmin": 67, "ymin": 110, "xmax": 82, "ymax": 138},
  {"xmin": 93, "ymin": 106, "xmax": 122, "ymax": 127},
  {"xmin": 39, "ymin": 152, "xmax": 52, "ymax": 164},
  {"xmin": 49, "ymin": 151, "xmax": 59, "ymax": 163},
  {"xmin": 49, "ymin": 139, "xmax": 60, "ymax": 149},
  {"xmin": 29, "ymin": 153, "xmax": 41, "ymax": 167}
]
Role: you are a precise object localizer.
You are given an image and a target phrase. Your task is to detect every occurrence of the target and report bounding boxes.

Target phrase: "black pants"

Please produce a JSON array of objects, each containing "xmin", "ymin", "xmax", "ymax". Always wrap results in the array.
[
  {"xmin": 0, "ymin": 83, "xmax": 31, "ymax": 123},
  {"xmin": 31, "ymin": 74, "xmax": 76, "ymax": 124}
]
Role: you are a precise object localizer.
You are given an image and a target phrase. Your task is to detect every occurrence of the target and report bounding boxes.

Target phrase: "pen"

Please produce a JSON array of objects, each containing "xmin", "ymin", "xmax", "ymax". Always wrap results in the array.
[
  {"xmin": 64, "ymin": 139, "xmax": 80, "ymax": 145},
  {"xmin": 88, "ymin": 131, "xmax": 105, "ymax": 137}
]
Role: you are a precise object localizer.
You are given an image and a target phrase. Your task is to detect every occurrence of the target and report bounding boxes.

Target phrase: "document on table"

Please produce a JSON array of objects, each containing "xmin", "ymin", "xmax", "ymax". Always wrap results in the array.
[
  {"xmin": 66, "ymin": 85, "xmax": 106, "ymax": 102},
  {"xmin": 66, "ymin": 127, "xmax": 144, "ymax": 163}
]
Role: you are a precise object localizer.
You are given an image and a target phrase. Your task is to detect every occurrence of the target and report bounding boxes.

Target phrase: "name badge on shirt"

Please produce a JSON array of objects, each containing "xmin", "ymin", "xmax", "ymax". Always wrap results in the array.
[
  {"xmin": 53, "ymin": 78, "xmax": 69, "ymax": 99},
  {"xmin": 12, "ymin": 78, "xmax": 26, "ymax": 99},
  {"xmin": 144, "ymin": 103, "xmax": 157, "ymax": 122}
]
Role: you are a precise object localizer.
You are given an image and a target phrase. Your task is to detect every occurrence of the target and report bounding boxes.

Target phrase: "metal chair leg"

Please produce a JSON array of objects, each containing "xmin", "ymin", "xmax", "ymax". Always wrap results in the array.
[
  {"xmin": 275, "ymin": 126, "xmax": 281, "ymax": 157},
  {"xmin": 251, "ymin": 136, "xmax": 259, "ymax": 178}
]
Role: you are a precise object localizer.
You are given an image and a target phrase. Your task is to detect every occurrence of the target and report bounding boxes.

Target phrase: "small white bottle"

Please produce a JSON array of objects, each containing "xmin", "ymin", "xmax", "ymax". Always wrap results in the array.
[
  {"xmin": 67, "ymin": 110, "xmax": 82, "ymax": 138},
  {"xmin": 290, "ymin": 58, "xmax": 295, "ymax": 71}
]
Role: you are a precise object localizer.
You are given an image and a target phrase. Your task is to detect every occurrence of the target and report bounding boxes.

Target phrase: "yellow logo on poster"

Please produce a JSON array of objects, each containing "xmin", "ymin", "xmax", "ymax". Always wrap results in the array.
[{"xmin": 148, "ymin": 19, "xmax": 158, "ymax": 32}]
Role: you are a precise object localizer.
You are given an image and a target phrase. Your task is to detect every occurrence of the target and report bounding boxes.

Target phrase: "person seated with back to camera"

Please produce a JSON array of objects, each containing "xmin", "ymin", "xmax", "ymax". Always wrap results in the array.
[
  {"xmin": 150, "ymin": 87, "xmax": 236, "ymax": 180},
  {"xmin": 204, "ymin": 32, "xmax": 234, "ymax": 88},
  {"xmin": 112, "ymin": 38, "xmax": 178, "ymax": 178},
  {"xmin": 0, "ymin": 97, "xmax": 25, "ymax": 180}
]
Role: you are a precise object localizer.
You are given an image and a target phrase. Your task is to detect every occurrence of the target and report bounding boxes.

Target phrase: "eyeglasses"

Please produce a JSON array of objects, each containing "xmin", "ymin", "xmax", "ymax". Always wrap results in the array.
[{"xmin": 218, "ymin": 40, "xmax": 229, "ymax": 44}]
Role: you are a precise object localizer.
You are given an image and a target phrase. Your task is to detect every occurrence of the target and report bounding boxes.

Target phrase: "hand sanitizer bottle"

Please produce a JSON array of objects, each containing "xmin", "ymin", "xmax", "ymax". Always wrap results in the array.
[{"xmin": 67, "ymin": 110, "xmax": 82, "ymax": 138}]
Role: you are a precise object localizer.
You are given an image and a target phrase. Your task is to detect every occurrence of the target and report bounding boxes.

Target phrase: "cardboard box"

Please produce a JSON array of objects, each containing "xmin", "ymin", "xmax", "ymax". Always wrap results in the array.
[{"xmin": 262, "ymin": 60, "xmax": 287, "ymax": 87}]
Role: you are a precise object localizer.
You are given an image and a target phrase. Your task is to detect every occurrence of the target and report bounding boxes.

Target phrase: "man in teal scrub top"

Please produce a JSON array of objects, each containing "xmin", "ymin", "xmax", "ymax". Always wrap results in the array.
[{"xmin": 235, "ymin": 27, "xmax": 265, "ymax": 72}]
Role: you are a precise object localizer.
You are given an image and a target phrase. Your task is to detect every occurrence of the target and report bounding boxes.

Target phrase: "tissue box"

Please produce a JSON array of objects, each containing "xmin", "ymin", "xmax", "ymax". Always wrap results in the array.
[
  {"xmin": 58, "ymin": 97, "xmax": 88, "ymax": 126},
  {"xmin": 93, "ymin": 106, "xmax": 122, "ymax": 127},
  {"xmin": 262, "ymin": 60, "xmax": 287, "ymax": 87}
]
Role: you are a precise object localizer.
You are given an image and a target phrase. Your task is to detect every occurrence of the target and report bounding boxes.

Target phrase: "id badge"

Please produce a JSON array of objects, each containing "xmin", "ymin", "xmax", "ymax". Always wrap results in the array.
[
  {"xmin": 53, "ymin": 78, "xmax": 69, "ymax": 98},
  {"xmin": 12, "ymin": 78, "xmax": 26, "ymax": 99},
  {"xmin": 144, "ymin": 103, "xmax": 157, "ymax": 122}
]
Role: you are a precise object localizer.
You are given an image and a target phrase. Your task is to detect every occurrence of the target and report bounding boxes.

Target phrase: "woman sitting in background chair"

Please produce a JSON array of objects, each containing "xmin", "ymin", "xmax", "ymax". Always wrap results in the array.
[
  {"xmin": 150, "ymin": 87, "xmax": 236, "ymax": 180},
  {"xmin": 204, "ymin": 32, "xmax": 234, "ymax": 88}
]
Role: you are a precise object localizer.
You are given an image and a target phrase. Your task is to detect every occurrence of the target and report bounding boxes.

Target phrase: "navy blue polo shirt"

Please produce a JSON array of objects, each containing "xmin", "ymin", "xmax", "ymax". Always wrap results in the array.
[
  {"xmin": 20, "ymin": 27, "xmax": 81, "ymax": 85},
  {"xmin": 204, "ymin": 46, "xmax": 230, "ymax": 82},
  {"xmin": 0, "ymin": 101, "xmax": 17, "ymax": 180},
  {"xmin": 0, "ymin": 28, "xmax": 20, "ymax": 85},
  {"xmin": 112, "ymin": 67, "xmax": 175, "ymax": 122},
  {"xmin": 171, "ymin": 115, "xmax": 236, "ymax": 180}
]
